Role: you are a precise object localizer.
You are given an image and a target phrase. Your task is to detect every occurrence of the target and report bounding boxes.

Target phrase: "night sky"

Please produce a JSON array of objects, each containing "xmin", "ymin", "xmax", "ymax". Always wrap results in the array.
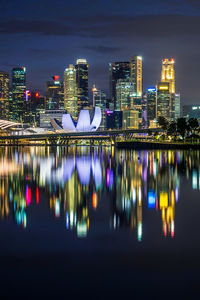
[{"xmin": 1, "ymin": 0, "xmax": 200, "ymax": 104}]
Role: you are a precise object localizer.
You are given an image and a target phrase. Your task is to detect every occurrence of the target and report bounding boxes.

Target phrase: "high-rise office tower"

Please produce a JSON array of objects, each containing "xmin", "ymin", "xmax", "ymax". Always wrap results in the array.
[
  {"xmin": 0, "ymin": 71, "xmax": 9, "ymax": 120},
  {"xmin": 45, "ymin": 76, "xmax": 64, "ymax": 110},
  {"xmin": 109, "ymin": 62, "xmax": 130, "ymax": 109},
  {"xmin": 157, "ymin": 82, "xmax": 170, "ymax": 120},
  {"xmin": 92, "ymin": 85, "xmax": 106, "ymax": 109},
  {"xmin": 174, "ymin": 93, "xmax": 180, "ymax": 120},
  {"xmin": 75, "ymin": 59, "xmax": 89, "ymax": 112},
  {"xmin": 170, "ymin": 93, "xmax": 181, "ymax": 121},
  {"xmin": 146, "ymin": 87, "xmax": 157, "ymax": 127},
  {"xmin": 12, "ymin": 67, "xmax": 26, "ymax": 122},
  {"xmin": 23, "ymin": 91, "xmax": 41, "ymax": 125},
  {"xmin": 161, "ymin": 58, "xmax": 175, "ymax": 94},
  {"xmin": 64, "ymin": 65, "xmax": 78, "ymax": 119},
  {"xmin": 116, "ymin": 79, "xmax": 134, "ymax": 111},
  {"xmin": 130, "ymin": 56, "xmax": 143, "ymax": 96},
  {"xmin": 92, "ymin": 85, "xmax": 107, "ymax": 130}
]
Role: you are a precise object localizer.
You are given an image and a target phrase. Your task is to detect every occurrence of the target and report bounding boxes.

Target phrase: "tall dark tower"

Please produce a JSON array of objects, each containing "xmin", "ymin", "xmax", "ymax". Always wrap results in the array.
[
  {"xmin": 75, "ymin": 59, "xmax": 89, "ymax": 113},
  {"xmin": 109, "ymin": 62, "xmax": 130, "ymax": 109},
  {"xmin": 12, "ymin": 67, "xmax": 26, "ymax": 122},
  {"xmin": 0, "ymin": 71, "xmax": 9, "ymax": 120}
]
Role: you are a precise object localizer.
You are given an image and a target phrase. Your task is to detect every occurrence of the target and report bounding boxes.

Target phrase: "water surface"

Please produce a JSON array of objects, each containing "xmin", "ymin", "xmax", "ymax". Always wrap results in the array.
[{"xmin": 0, "ymin": 146, "xmax": 200, "ymax": 298}]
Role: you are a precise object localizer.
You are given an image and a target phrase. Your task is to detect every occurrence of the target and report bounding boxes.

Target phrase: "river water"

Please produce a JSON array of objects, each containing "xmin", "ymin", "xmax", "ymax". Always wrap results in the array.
[{"xmin": 0, "ymin": 146, "xmax": 200, "ymax": 298}]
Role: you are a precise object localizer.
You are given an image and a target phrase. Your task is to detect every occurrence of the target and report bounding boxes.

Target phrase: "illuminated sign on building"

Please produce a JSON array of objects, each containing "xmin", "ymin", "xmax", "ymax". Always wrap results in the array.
[
  {"xmin": 158, "ymin": 86, "xmax": 169, "ymax": 90},
  {"xmin": 148, "ymin": 87, "xmax": 156, "ymax": 92}
]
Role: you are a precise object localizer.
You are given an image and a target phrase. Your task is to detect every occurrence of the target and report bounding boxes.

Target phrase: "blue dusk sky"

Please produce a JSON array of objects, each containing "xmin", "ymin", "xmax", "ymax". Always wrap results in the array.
[{"xmin": 0, "ymin": 0, "xmax": 200, "ymax": 104}]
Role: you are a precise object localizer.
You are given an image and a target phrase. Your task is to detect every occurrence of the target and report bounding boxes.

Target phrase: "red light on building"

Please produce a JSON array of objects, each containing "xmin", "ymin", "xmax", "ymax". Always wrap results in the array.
[{"xmin": 52, "ymin": 76, "xmax": 60, "ymax": 81}]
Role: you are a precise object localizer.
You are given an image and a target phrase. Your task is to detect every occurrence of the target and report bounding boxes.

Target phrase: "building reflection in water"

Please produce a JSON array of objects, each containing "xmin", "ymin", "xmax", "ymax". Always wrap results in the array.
[{"xmin": 0, "ymin": 146, "xmax": 199, "ymax": 240}]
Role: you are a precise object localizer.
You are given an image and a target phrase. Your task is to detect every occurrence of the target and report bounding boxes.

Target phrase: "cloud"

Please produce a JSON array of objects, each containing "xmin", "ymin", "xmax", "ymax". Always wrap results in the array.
[
  {"xmin": 0, "ymin": 14, "xmax": 200, "ymax": 40},
  {"xmin": 0, "ymin": 20, "xmax": 77, "ymax": 36},
  {"xmin": 28, "ymin": 48, "xmax": 57, "ymax": 56},
  {"xmin": 186, "ymin": 0, "xmax": 200, "ymax": 8},
  {"xmin": 84, "ymin": 46, "xmax": 120, "ymax": 53}
]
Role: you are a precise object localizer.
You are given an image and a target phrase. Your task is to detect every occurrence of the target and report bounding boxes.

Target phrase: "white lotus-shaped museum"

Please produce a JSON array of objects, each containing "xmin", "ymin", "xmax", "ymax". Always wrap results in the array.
[{"xmin": 51, "ymin": 107, "xmax": 102, "ymax": 132}]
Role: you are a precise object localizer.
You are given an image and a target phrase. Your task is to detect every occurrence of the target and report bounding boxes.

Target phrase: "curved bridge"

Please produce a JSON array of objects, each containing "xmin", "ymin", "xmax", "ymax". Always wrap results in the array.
[{"xmin": 0, "ymin": 128, "xmax": 164, "ymax": 146}]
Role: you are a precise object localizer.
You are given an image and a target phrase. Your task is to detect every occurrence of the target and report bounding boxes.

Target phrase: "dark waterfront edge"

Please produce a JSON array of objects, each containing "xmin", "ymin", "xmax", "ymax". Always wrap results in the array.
[{"xmin": 116, "ymin": 141, "xmax": 200, "ymax": 150}]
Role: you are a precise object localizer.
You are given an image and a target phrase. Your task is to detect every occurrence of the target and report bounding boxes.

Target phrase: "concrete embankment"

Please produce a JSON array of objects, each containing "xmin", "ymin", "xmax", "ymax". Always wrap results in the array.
[{"xmin": 116, "ymin": 141, "xmax": 200, "ymax": 150}]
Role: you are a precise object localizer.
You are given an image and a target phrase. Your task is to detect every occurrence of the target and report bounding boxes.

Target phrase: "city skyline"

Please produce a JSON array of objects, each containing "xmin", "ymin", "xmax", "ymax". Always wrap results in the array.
[
  {"xmin": 0, "ymin": 0, "xmax": 200, "ymax": 105},
  {"xmin": 0, "ymin": 56, "xmax": 181, "ymax": 129},
  {"xmin": 0, "ymin": 56, "xmax": 177, "ymax": 97}
]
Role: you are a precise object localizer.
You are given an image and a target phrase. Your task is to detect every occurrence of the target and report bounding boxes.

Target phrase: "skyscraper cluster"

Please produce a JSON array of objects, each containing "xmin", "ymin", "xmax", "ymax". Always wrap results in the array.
[
  {"xmin": 0, "ymin": 56, "xmax": 180, "ymax": 129},
  {"xmin": 146, "ymin": 59, "xmax": 180, "ymax": 128},
  {"xmin": 109, "ymin": 56, "xmax": 180, "ymax": 130}
]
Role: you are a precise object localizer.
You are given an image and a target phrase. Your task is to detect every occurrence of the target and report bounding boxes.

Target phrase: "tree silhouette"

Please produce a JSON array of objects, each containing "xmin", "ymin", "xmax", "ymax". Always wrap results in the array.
[
  {"xmin": 188, "ymin": 118, "xmax": 199, "ymax": 133},
  {"xmin": 177, "ymin": 118, "xmax": 187, "ymax": 139},
  {"xmin": 157, "ymin": 116, "xmax": 169, "ymax": 130}
]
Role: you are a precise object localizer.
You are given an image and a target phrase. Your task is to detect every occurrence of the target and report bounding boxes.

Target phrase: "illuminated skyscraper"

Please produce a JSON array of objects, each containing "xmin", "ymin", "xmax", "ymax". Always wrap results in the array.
[
  {"xmin": 0, "ymin": 71, "xmax": 9, "ymax": 120},
  {"xmin": 75, "ymin": 59, "xmax": 89, "ymax": 112},
  {"xmin": 92, "ymin": 85, "xmax": 107, "ymax": 129},
  {"xmin": 122, "ymin": 110, "xmax": 139, "ymax": 129},
  {"xmin": 92, "ymin": 85, "xmax": 106, "ymax": 108},
  {"xmin": 157, "ymin": 82, "xmax": 170, "ymax": 120},
  {"xmin": 45, "ymin": 76, "xmax": 64, "ymax": 110},
  {"xmin": 116, "ymin": 79, "xmax": 134, "ymax": 111},
  {"xmin": 12, "ymin": 67, "xmax": 26, "ymax": 122},
  {"xmin": 146, "ymin": 87, "xmax": 157, "ymax": 127},
  {"xmin": 109, "ymin": 62, "xmax": 130, "ymax": 109},
  {"xmin": 174, "ymin": 94, "xmax": 181, "ymax": 120},
  {"xmin": 64, "ymin": 65, "xmax": 78, "ymax": 119},
  {"xmin": 170, "ymin": 93, "xmax": 181, "ymax": 121},
  {"xmin": 130, "ymin": 56, "xmax": 143, "ymax": 96},
  {"xmin": 161, "ymin": 58, "xmax": 175, "ymax": 94}
]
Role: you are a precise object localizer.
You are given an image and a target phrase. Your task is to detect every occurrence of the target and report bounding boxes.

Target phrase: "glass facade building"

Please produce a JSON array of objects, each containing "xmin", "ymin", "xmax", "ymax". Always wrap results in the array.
[
  {"xmin": 147, "ymin": 87, "xmax": 157, "ymax": 126},
  {"xmin": 170, "ymin": 93, "xmax": 181, "ymax": 121},
  {"xmin": 109, "ymin": 62, "xmax": 130, "ymax": 109},
  {"xmin": 75, "ymin": 59, "xmax": 89, "ymax": 113},
  {"xmin": 0, "ymin": 71, "xmax": 9, "ymax": 120},
  {"xmin": 12, "ymin": 67, "xmax": 26, "ymax": 122},
  {"xmin": 157, "ymin": 82, "xmax": 170, "ymax": 120},
  {"xmin": 45, "ymin": 76, "xmax": 64, "ymax": 110},
  {"xmin": 174, "ymin": 93, "xmax": 180, "ymax": 120},
  {"xmin": 92, "ymin": 85, "xmax": 107, "ymax": 129},
  {"xmin": 64, "ymin": 65, "xmax": 78, "ymax": 120},
  {"xmin": 130, "ymin": 56, "xmax": 143, "ymax": 97},
  {"xmin": 122, "ymin": 109, "xmax": 139, "ymax": 129},
  {"xmin": 116, "ymin": 79, "xmax": 134, "ymax": 111}
]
